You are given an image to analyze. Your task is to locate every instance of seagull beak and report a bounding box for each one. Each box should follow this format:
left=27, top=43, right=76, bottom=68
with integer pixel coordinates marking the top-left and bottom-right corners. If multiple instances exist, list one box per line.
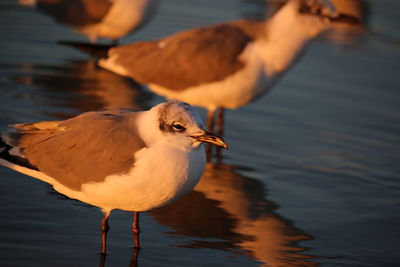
left=328, top=13, right=361, bottom=25
left=322, top=0, right=361, bottom=25
left=190, top=131, right=228, bottom=150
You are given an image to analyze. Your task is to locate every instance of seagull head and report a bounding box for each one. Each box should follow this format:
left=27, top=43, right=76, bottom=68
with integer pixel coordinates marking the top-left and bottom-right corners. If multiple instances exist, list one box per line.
left=156, top=101, right=228, bottom=151
left=287, top=0, right=361, bottom=37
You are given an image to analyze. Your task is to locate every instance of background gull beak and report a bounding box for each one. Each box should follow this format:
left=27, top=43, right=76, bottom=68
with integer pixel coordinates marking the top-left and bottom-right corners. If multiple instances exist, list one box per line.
left=191, top=131, right=228, bottom=149
left=329, top=12, right=361, bottom=25
left=323, top=0, right=361, bottom=25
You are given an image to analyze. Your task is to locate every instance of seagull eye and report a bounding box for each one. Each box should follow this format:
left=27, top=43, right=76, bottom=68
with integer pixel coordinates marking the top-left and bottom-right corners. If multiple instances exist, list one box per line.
left=172, top=123, right=186, bottom=132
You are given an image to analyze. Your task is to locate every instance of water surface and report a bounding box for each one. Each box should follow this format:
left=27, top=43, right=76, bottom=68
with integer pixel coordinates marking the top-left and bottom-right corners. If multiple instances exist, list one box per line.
left=0, top=0, right=399, bottom=266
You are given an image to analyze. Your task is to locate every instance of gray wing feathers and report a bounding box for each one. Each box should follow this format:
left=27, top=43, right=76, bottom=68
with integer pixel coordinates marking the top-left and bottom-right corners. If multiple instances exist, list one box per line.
left=5, top=110, right=145, bottom=190
left=2, top=121, right=62, bottom=148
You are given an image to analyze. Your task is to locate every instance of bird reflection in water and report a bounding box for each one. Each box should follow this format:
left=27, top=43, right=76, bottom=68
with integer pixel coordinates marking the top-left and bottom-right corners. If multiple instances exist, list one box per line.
left=152, top=163, right=317, bottom=266
left=99, top=249, right=140, bottom=267
left=13, top=59, right=153, bottom=118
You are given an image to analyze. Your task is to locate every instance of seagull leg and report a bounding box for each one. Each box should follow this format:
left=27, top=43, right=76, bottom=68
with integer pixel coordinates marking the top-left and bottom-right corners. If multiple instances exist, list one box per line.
left=111, top=39, right=119, bottom=46
left=100, top=210, right=111, bottom=254
left=206, top=109, right=217, bottom=161
left=214, top=108, right=225, bottom=164
left=129, top=246, right=140, bottom=267
left=132, top=212, right=141, bottom=249
left=207, top=109, right=216, bottom=132
left=217, top=107, right=225, bottom=137
left=99, top=253, right=106, bottom=267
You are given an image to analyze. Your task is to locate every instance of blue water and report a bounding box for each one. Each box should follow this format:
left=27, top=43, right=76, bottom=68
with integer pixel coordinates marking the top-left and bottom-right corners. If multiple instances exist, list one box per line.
left=0, top=0, right=399, bottom=266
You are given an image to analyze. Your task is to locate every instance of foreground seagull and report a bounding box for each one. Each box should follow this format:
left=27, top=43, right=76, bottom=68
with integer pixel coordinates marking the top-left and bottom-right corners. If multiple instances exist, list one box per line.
left=19, top=0, right=159, bottom=42
left=63, top=0, right=359, bottom=133
left=0, top=101, right=227, bottom=253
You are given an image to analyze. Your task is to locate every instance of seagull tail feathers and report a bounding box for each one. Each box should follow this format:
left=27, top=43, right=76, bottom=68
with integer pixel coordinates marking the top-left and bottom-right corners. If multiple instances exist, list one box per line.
left=58, top=41, right=114, bottom=59
left=0, top=136, right=10, bottom=156
left=0, top=133, right=39, bottom=172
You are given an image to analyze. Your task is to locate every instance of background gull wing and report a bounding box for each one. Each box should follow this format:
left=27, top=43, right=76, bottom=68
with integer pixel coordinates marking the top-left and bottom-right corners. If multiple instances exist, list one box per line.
left=104, top=22, right=258, bottom=90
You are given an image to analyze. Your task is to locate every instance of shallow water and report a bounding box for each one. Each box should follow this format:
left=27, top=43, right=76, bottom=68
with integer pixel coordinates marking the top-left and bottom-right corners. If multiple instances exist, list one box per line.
left=0, top=0, right=399, bottom=266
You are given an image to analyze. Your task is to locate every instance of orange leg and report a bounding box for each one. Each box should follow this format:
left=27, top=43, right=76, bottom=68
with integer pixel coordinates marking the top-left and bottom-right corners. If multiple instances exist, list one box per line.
left=217, top=107, right=225, bottom=137
left=207, top=109, right=216, bottom=132
left=132, top=212, right=141, bottom=249
left=206, top=109, right=217, bottom=161
left=100, top=211, right=110, bottom=254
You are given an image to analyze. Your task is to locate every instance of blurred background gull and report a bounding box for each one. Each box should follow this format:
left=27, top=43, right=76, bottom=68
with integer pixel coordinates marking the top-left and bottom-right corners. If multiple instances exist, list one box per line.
left=65, top=0, right=364, bottom=134
left=19, top=0, right=159, bottom=43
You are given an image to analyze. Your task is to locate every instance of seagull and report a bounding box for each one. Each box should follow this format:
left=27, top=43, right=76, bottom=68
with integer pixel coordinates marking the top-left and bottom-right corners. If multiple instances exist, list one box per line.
left=61, top=0, right=360, bottom=133
left=19, top=0, right=159, bottom=43
left=0, top=100, right=227, bottom=254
